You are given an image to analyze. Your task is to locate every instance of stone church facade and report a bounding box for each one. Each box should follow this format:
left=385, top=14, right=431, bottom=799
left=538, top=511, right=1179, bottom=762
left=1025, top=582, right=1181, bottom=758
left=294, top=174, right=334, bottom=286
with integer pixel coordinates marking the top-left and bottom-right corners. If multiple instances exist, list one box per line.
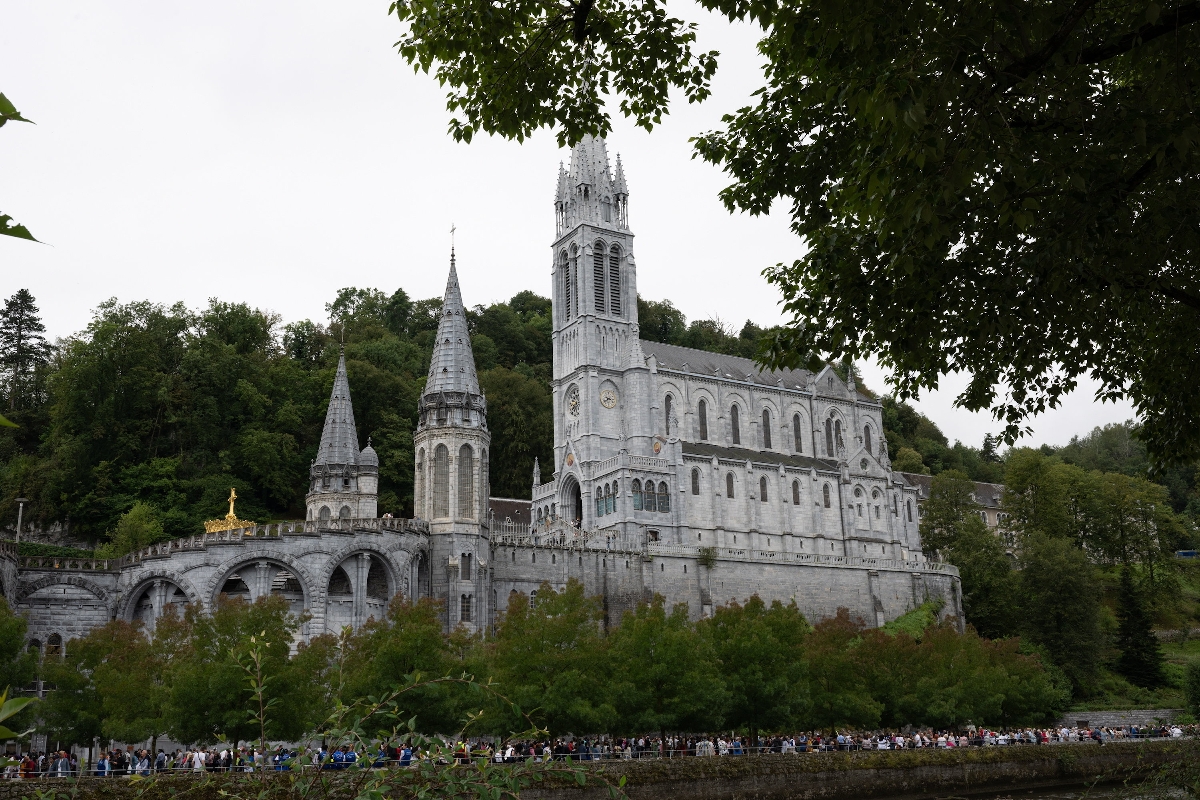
left=3, top=137, right=961, bottom=655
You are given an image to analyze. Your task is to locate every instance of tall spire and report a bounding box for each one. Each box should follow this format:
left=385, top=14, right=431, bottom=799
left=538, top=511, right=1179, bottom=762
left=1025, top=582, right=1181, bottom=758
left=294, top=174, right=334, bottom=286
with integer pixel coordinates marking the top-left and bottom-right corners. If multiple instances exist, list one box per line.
left=557, top=134, right=628, bottom=232
left=315, top=350, right=361, bottom=466
left=425, top=252, right=480, bottom=395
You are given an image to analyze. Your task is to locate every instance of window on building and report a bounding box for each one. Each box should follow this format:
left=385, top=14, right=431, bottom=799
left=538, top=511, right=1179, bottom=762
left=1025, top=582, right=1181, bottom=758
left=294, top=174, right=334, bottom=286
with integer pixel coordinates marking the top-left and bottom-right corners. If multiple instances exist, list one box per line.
left=825, top=418, right=834, bottom=455
left=610, top=482, right=618, bottom=514
left=596, top=492, right=604, bottom=518
left=759, top=476, right=768, bottom=502
left=875, top=505, right=880, bottom=518
left=857, top=504, right=863, bottom=517
left=726, top=473, right=735, bottom=498
left=793, top=413, right=803, bottom=452
left=645, top=481, right=658, bottom=512
left=433, top=444, right=450, bottom=517
left=762, top=409, right=772, bottom=449
left=46, top=633, right=63, bottom=658
left=609, top=245, right=622, bottom=316
left=731, top=405, right=741, bottom=445
left=907, top=500, right=914, bottom=521
left=864, top=423, right=873, bottom=455
left=593, top=243, right=606, bottom=313
left=665, top=394, right=673, bottom=436
left=602, top=197, right=612, bottom=222
left=691, top=468, right=700, bottom=495
left=461, top=594, right=472, bottom=622
left=698, top=399, right=708, bottom=440
left=339, top=505, right=352, bottom=519
left=462, top=553, right=472, bottom=577
left=835, top=419, right=844, bottom=449
left=458, top=444, right=474, bottom=518
left=823, top=484, right=831, bottom=508
left=319, top=505, right=331, bottom=523
left=632, top=479, right=643, bottom=510
left=343, top=476, right=351, bottom=488
left=529, top=590, right=537, bottom=609
left=893, top=495, right=898, bottom=515
left=562, top=249, right=572, bottom=320
left=658, top=482, right=670, bottom=512
left=792, top=480, right=800, bottom=505
left=415, top=448, right=425, bottom=514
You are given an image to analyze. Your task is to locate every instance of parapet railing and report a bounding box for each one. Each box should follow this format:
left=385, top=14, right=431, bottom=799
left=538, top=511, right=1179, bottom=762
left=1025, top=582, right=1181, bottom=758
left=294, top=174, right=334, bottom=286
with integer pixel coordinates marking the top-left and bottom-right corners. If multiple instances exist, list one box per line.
left=645, top=542, right=959, bottom=575
left=16, top=517, right=430, bottom=572
left=0, top=539, right=16, bottom=560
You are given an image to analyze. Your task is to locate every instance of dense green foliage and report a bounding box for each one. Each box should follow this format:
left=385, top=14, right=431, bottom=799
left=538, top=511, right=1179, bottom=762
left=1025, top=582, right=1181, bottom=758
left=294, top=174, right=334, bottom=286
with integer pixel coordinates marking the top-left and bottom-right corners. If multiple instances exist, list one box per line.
left=0, top=287, right=560, bottom=542
left=32, top=585, right=1065, bottom=746
left=388, top=0, right=1200, bottom=469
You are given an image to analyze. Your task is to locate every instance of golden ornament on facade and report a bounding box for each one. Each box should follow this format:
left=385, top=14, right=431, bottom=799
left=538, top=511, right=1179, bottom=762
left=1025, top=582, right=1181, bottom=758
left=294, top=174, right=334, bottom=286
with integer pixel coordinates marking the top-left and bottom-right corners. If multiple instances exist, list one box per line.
left=204, top=487, right=256, bottom=533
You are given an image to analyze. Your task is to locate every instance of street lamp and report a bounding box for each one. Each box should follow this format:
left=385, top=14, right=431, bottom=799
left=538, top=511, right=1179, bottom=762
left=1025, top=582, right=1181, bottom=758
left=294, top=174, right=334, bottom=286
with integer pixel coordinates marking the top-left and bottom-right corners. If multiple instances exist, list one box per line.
left=14, top=497, right=28, bottom=545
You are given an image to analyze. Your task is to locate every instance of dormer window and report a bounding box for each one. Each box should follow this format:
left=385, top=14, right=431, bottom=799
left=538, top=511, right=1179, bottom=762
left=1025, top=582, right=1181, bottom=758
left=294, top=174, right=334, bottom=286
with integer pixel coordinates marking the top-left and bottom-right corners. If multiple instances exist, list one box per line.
left=602, top=197, right=612, bottom=222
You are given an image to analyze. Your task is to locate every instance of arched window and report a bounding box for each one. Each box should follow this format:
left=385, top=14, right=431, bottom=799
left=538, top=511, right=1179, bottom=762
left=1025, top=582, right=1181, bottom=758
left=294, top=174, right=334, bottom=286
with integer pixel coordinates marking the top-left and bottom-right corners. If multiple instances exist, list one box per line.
left=665, top=394, right=673, bottom=436
left=596, top=491, right=605, bottom=518
left=593, top=242, right=607, bottom=313
left=893, top=495, right=899, bottom=516
left=319, top=505, right=331, bottom=523
left=569, top=245, right=580, bottom=317
left=864, top=424, right=873, bottom=455
left=415, top=448, right=425, bottom=515
left=823, top=484, right=831, bottom=508
left=46, top=633, right=63, bottom=658
left=792, top=480, right=800, bottom=505
left=759, top=476, right=768, bottom=503
left=609, top=245, right=622, bottom=316
left=481, top=448, right=489, bottom=509
left=632, top=479, right=643, bottom=510
left=835, top=419, right=844, bottom=449
left=602, top=196, right=612, bottom=222
left=458, top=444, right=474, bottom=518
left=762, top=409, right=772, bottom=449
left=691, top=468, right=700, bottom=495
left=610, top=482, right=618, bottom=514
left=561, top=249, right=572, bottom=320
left=433, top=444, right=450, bottom=517
left=907, top=500, right=913, bottom=522
left=731, top=405, right=741, bottom=445
left=793, top=413, right=803, bottom=453
left=726, top=473, right=735, bottom=498
left=529, top=590, right=537, bottom=609
left=462, top=553, right=472, bottom=576
left=658, top=482, right=670, bottom=512
left=825, top=418, right=834, bottom=455
left=698, top=399, right=708, bottom=440
left=644, top=479, right=657, bottom=512
left=339, top=505, right=352, bottom=519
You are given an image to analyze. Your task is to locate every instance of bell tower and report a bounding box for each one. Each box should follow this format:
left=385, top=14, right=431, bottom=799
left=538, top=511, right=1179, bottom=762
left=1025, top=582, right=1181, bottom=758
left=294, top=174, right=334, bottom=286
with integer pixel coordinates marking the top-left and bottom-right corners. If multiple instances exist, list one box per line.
left=414, top=251, right=491, bottom=632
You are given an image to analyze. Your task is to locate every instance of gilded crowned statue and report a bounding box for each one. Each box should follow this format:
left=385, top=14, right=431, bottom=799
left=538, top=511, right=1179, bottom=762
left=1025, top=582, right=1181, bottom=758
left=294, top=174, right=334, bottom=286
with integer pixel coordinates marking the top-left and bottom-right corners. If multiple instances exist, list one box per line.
left=204, top=487, right=256, bottom=533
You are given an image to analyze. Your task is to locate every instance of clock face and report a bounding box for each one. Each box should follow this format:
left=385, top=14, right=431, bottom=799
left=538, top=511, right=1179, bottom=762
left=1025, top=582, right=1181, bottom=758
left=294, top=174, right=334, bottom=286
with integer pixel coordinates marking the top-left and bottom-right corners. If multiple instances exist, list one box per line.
left=600, top=388, right=617, bottom=408
left=567, top=387, right=580, bottom=417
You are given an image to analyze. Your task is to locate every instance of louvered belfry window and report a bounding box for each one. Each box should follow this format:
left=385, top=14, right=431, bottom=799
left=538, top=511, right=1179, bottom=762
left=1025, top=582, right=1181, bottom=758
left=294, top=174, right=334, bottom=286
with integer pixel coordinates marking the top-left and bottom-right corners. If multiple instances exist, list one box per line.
left=458, top=444, right=474, bottom=518
left=562, top=250, right=572, bottom=320
left=609, top=245, right=622, bottom=316
left=594, top=246, right=606, bottom=313
left=433, top=444, right=450, bottom=518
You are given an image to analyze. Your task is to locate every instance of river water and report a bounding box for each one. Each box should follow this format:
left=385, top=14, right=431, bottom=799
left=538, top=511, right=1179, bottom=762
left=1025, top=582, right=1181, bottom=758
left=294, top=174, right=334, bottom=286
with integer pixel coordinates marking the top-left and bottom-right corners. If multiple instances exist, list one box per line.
left=935, top=783, right=1186, bottom=799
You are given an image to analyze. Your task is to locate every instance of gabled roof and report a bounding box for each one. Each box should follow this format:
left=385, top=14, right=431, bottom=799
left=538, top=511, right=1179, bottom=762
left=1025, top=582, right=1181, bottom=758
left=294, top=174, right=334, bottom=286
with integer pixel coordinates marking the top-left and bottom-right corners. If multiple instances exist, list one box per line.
left=640, top=340, right=814, bottom=389
left=683, top=441, right=838, bottom=471
left=897, top=471, right=1005, bottom=508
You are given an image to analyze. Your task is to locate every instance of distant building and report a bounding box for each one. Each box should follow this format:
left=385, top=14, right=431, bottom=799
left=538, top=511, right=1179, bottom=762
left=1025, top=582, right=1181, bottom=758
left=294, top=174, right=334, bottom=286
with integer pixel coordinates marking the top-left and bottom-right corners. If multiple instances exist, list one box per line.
left=897, top=472, right=1009, bottom=531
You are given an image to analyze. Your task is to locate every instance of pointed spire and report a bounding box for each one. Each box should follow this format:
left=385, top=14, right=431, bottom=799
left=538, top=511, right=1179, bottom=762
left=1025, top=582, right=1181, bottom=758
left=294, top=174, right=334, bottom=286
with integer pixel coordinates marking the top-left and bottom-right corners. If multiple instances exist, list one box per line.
left=613, top=153, right=628, bottom=195
left=555, top=162, right=570, bottom=203
left=315, top=351, right=361, bottom=466
left=425, top=251, right=480, bottom=395
left=532, top=457, right=541, bottom=487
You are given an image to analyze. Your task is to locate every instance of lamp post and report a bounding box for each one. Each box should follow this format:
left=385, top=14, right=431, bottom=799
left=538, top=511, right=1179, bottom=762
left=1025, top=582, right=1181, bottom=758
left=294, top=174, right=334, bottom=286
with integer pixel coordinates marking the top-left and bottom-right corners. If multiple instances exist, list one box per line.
left=14, top=497, right=28, bottom=544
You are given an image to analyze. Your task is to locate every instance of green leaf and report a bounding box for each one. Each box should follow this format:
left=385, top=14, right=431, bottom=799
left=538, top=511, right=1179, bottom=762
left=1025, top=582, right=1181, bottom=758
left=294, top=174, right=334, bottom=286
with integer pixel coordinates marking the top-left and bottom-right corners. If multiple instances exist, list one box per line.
left=0, top=214, right=38, bottom=242
left=0, top=413, right=15, bottom=428
left=0, top=93, right=33, bottom=126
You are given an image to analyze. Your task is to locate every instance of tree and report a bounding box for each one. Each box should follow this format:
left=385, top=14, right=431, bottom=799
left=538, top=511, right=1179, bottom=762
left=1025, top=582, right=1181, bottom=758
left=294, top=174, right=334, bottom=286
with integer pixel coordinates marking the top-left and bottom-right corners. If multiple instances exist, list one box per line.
left=607, top=596, right=727, bottom=743
left=478, top=367, right=553, bottom=499
left=919, top=470, right=982, bottom=558
left=1113, top=567, right=1165, bottom=689
left=390, top=0, right=1200, bottom=467
left=96, top=501, right=168, bottom=557
left=1016, top=535, right=1103, bottom=695
left=489, top=580, right=615, bottom=735
left=38, top=639, right=106, bottom=748
left=946, top=519, right=1019, bottom=640
left=0, top=289, right=50, bottom=411
left=701, top=596, right=809, bottom=745
left=0, top=598, right=36, bottom=708
left=1186, top=661, right=1200, bottom=720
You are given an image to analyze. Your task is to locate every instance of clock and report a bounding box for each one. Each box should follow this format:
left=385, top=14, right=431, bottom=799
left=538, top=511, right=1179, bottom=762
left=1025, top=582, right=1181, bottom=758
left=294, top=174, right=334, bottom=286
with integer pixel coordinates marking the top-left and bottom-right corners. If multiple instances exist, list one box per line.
left=600, top=388, right=617, bottom=408
left=567, top=387, right=580, bottom=417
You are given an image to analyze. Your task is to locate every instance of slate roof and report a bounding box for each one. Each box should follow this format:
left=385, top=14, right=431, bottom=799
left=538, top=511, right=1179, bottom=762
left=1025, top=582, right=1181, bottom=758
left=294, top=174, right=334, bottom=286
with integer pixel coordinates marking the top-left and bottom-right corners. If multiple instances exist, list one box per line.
left=314, top=352, right=361, bottom=467
left=489, top=497, right=532, bottom=525
left=425, top=256, right=480, bottom=396
left=683, top=441, right=839, bottom=471
left=897, top=472, right=1004, bottom=509
left=640, top=340, right=814, bottom=389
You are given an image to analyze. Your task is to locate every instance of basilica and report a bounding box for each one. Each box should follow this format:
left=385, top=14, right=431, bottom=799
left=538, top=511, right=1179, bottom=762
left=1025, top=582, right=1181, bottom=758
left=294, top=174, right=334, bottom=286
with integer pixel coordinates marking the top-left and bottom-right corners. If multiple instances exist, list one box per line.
left=4, top=137, right=962, bottom=652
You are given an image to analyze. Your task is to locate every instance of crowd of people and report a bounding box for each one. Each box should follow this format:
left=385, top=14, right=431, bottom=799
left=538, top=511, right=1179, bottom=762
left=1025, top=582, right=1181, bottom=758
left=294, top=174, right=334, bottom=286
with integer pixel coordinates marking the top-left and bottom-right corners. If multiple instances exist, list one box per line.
left=3, top=723, right=1196, bottom=778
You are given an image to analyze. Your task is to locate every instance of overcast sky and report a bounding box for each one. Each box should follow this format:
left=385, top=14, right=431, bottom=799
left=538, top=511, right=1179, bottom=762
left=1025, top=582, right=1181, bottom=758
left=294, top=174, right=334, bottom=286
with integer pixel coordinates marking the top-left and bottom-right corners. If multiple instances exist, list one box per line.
left=2, top=0, right=1134, bottom=449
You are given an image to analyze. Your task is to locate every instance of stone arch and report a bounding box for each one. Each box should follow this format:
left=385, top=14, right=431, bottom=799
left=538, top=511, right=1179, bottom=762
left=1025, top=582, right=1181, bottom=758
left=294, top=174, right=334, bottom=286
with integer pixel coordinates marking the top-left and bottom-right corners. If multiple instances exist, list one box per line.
left=203, top=552, right=319, bottom=607
left=115, top=569, right=201, bottom=621
left=18, top=573, right=113, bottom=607
left=560, top=473, right=583, bottom=526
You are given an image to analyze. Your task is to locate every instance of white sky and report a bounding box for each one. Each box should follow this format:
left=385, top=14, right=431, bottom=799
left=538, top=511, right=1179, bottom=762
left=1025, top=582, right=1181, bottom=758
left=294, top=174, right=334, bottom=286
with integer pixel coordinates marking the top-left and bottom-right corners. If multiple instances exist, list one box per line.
left=2, top=0, right=1134, bottom=450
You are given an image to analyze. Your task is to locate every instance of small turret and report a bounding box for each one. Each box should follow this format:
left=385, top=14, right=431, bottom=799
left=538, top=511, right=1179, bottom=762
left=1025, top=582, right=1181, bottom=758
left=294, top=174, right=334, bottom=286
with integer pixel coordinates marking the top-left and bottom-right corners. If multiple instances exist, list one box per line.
left=532, top=457, right=541, bottom=488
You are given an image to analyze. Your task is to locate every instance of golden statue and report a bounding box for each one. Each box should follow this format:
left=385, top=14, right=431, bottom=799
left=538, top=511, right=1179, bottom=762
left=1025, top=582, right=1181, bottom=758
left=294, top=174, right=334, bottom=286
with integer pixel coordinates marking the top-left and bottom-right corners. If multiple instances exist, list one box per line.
left=204, top=487, right=256, bottom=533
